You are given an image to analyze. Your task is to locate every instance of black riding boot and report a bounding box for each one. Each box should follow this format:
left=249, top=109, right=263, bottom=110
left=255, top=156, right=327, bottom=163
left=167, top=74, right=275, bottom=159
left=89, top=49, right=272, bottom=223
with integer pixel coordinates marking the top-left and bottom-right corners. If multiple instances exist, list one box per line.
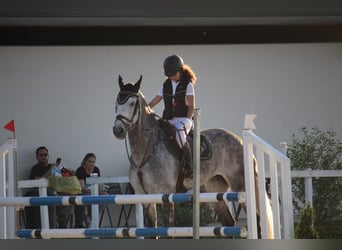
left=181, top=143, right=193, bottom=178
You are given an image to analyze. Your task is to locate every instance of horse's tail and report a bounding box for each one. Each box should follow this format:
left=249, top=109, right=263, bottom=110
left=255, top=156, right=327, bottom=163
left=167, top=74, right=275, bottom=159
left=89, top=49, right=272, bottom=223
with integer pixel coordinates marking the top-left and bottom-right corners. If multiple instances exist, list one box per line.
left=253, top=157, right=274, bottom=239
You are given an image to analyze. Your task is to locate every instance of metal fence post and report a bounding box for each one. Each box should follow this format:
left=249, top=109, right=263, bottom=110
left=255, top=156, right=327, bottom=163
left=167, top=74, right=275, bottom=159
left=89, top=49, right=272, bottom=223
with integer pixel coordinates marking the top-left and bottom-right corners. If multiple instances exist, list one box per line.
left=193, top=108, right=200, bottom=239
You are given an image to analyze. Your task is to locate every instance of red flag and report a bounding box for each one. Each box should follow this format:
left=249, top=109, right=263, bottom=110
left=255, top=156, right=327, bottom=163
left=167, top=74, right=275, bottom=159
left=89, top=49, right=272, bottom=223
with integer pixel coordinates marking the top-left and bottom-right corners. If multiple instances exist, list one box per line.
left=4, top=119, right=15, bottom=133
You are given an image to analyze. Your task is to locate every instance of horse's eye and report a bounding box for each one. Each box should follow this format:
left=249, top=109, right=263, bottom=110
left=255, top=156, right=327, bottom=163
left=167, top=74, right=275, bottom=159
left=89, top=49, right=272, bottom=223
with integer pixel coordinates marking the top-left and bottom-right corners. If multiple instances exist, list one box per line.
left=130, top=101, right=135, bottom=106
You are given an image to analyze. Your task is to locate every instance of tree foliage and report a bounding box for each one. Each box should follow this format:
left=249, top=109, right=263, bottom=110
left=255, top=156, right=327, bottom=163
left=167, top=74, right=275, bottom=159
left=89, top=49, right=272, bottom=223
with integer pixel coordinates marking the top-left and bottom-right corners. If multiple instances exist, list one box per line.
left=287, top=127, right=342, bottom=224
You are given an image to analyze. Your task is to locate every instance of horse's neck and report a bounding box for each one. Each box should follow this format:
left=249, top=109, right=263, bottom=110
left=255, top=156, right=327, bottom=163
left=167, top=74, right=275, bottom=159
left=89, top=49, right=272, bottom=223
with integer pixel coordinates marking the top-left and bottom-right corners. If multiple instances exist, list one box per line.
left=128, top=105, right=159, bottom=155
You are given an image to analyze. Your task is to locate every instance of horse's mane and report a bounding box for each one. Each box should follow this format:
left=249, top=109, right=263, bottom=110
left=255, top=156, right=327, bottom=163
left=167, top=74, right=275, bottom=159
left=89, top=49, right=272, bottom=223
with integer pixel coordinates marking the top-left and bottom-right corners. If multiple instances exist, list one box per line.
left=138, top=90, right=159, bottom=118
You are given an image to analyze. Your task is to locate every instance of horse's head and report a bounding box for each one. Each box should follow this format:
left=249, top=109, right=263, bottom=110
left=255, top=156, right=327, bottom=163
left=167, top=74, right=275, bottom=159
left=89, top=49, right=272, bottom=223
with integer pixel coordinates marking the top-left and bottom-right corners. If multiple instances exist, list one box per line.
left=113, top=75, right=142, bottom=139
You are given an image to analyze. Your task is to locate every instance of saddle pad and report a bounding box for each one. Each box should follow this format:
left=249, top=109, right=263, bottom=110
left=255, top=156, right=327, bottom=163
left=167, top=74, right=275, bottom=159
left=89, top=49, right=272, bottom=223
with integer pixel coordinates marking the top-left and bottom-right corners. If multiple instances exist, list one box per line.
left=158, top=119, right=212, bottom=160
left=188, top=133, right=212, bottom=160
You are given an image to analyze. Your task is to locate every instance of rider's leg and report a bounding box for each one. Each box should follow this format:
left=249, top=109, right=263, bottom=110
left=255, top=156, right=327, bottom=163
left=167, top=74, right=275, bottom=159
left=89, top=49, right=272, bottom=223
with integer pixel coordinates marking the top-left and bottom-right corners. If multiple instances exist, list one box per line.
left=169, top=117, right=192, bottom=147
left=169, top=118, right=193, bottom=177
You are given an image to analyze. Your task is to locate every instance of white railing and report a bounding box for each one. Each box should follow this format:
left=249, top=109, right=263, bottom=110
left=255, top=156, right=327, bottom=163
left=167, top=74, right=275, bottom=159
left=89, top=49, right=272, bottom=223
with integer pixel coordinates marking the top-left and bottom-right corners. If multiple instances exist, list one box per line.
left=0, top=139, right=18, bottom=239
left=242, top=114, right=294, bottom=239
left=291, top=169, right=342, bottom=207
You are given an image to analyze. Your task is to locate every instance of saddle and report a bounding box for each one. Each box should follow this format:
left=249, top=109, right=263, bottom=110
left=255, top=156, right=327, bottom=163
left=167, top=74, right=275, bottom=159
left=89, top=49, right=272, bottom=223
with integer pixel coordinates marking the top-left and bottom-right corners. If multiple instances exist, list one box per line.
left=158, top=119, right=212, bottom=160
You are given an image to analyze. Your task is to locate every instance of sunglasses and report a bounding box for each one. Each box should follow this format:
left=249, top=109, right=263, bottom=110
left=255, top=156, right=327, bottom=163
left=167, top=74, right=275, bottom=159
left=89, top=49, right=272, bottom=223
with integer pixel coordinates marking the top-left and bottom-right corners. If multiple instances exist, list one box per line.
left=39, top=153, right=48, bottom=157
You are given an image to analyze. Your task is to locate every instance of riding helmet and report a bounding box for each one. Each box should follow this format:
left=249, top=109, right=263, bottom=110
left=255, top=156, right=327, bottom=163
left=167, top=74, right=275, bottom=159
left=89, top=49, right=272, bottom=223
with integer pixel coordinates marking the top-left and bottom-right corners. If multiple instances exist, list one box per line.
left=163, top=55, right=184, bottom=77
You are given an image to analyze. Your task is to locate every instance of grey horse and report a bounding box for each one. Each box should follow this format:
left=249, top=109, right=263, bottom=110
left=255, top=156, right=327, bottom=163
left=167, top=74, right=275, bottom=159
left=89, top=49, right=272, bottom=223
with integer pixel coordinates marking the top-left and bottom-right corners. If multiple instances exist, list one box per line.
left=113, top=75, right=274, bottom=238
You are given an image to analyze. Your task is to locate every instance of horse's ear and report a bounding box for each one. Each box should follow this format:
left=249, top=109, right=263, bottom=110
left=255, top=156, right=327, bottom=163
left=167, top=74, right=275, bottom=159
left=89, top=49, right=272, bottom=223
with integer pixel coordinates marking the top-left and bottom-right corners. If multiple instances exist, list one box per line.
left=134, top=75, right=142, bottom=93
left=134, top=75, right=142, bottom=91
left=118, top=75, right=124, bottom=89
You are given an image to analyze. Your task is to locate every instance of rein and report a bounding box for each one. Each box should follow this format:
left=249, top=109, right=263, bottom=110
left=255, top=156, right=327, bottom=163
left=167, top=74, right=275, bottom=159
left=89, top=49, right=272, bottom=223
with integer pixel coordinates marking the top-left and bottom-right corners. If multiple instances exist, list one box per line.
left=124, top=126, right=156, bottom=170
left=117, top=92, right=159, bottom=170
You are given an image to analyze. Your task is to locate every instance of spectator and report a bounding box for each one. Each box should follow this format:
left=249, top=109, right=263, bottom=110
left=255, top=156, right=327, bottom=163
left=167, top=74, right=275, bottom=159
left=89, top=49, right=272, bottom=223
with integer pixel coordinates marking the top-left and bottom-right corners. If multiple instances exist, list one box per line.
left=74, top=152, right=106, bottom=228
left=24, top=146, right=57, bottom=228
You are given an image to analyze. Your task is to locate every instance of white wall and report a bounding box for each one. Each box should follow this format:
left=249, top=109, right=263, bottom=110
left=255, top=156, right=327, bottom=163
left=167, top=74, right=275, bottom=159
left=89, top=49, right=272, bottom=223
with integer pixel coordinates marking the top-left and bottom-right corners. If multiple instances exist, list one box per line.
left=1, top=43, right=341, bottom=180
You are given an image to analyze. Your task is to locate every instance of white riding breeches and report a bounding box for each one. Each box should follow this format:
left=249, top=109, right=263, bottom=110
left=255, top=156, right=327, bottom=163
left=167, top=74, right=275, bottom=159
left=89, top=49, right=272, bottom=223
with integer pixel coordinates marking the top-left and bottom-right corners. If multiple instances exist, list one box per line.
left=168, top=117, right=193, bottom=148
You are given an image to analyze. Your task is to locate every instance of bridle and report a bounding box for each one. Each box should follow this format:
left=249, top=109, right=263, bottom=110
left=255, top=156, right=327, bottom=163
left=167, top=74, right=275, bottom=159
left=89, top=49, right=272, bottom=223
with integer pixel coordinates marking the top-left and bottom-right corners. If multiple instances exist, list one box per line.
left=115, top=90, right=158, bottom=170
left=115, top=90, right=161, bottom=194
left=115, top=91, right=140, bottom=130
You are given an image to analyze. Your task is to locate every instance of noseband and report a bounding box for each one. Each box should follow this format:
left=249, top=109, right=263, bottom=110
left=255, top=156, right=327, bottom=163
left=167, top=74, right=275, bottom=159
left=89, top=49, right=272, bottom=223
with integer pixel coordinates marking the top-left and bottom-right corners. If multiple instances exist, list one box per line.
left=115, top=91, right=140, bottom=130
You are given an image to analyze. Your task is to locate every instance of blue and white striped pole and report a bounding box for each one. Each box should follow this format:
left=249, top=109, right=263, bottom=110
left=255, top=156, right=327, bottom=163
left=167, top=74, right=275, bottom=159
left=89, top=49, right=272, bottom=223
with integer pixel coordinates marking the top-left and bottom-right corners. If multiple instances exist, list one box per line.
left=17, top=226, right=247, bottom=239
left=0, top=192, right=245, bottom=207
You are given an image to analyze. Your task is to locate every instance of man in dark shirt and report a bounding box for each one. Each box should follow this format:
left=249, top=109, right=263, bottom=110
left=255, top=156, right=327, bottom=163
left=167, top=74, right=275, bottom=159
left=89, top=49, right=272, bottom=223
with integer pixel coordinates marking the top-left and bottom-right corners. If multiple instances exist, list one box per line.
left=25, top=146, right=57, bottom=228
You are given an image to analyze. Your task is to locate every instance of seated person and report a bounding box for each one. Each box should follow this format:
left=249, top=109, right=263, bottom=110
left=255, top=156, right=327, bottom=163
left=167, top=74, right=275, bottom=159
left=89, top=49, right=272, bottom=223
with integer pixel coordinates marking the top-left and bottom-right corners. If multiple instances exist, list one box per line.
left=51, top=157, right=75, bottom=228
left=24, top=146, right=57, bottom=228
left=74, top=152, right=106, bottom=228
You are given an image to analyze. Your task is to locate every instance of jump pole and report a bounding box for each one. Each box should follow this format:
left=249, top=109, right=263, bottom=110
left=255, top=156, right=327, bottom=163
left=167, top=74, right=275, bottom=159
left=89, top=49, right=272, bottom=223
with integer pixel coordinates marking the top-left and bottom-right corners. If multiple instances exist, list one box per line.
left=17, top=226, right=248, bottom=239
left=0, top=192, right=245, bottom=207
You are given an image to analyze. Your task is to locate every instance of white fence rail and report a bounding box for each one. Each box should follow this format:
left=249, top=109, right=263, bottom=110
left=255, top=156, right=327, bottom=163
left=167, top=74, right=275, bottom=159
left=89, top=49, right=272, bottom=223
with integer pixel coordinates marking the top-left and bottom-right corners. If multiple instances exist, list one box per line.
left=291, top=169, right=342, bottom=207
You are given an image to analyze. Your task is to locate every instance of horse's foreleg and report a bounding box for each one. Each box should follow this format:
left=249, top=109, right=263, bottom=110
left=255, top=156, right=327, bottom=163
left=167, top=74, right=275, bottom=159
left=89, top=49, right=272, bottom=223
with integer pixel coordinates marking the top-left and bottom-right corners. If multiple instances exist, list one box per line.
left=161, top=203, right=175, bottom=227
left=214, top=201, right=236, bottom=226
left=143, top=203, right=157, bottom=227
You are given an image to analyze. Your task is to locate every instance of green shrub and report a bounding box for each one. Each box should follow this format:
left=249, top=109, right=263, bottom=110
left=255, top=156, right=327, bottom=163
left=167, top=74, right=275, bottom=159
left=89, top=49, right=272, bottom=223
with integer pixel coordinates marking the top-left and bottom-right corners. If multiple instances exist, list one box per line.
left=295, top=204, right=319, bottom=239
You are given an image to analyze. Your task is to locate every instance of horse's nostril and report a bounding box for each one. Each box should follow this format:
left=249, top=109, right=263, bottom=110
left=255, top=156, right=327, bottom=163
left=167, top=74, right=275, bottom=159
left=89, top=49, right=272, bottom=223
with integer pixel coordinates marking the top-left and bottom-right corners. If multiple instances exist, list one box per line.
left=113, top=125, right=126, bottom=139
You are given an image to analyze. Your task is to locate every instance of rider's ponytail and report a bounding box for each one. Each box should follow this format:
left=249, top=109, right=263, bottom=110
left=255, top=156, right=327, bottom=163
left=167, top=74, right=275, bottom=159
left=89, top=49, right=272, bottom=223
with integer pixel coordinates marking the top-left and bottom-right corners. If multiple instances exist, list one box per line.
left=181, top=64, right=197, bottom=85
